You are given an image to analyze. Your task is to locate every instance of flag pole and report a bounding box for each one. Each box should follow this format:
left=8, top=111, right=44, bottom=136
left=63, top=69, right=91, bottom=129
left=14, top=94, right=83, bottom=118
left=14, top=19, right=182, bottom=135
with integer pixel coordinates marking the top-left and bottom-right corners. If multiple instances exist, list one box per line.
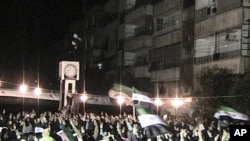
left=132, top=86, right=135, bottom=119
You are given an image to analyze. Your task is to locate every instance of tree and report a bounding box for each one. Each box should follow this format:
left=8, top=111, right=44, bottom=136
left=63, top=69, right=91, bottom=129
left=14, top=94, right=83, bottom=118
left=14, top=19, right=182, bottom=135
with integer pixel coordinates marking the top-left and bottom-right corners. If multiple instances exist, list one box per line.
left=230, top=72, right=250, bottom=114
left=194, top=65, right=235, bottom=115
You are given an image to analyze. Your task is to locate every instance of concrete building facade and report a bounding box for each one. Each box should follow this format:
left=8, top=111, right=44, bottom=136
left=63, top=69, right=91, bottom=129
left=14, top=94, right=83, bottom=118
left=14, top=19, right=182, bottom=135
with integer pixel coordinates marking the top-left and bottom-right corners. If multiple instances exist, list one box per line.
left=66, top=0, right=250, bottom=115
left=194, top=0, right=250, bottom=76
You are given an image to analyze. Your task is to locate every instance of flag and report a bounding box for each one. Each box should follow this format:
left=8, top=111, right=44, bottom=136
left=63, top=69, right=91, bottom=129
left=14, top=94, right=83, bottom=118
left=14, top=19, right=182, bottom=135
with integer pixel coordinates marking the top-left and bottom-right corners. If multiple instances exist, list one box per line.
left=34, top=127, right=44, bottom=133
left=132, top=93, right=154, bottom=104
left=109, top=83, right=141, bottom=96
left=214, top=106, right=249, bottom=121
left=137, top=114, right=166, bottom=128
left=108, top=83, right=141, bottom=106
left=56, top=127, right=75, bottom=141
left=108, top=83, right=172, bottom=139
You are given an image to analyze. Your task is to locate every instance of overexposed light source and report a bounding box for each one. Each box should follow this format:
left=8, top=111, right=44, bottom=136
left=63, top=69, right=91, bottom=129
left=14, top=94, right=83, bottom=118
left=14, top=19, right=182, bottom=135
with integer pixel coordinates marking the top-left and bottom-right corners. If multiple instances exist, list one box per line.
left=72, top=41, right=76, bottom=46
left=154, top=98, right=163, bottom=106
left=171, top=98, right=183, bottom=108
left=34, top=87, right=42, bottom=95
left=81, top=94, right=88, bottom=102
left=117, top=96, right=125, bottom=105
left=19, top=84, right=27, bottom=94
left=73, top=33, right=82, bottom=41
left=97, top=63, right=102, bottom=70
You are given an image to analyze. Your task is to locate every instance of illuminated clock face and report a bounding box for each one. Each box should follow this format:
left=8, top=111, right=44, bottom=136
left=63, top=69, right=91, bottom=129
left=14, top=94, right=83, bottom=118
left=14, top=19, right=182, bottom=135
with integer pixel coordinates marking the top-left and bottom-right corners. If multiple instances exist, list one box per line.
left=64, top=64, right=77, bottom=78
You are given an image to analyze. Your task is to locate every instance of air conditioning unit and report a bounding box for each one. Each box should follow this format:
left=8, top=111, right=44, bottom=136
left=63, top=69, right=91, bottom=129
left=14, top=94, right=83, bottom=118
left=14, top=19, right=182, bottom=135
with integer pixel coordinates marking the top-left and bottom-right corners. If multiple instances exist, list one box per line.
left=225, top=33, right=237, bottom=41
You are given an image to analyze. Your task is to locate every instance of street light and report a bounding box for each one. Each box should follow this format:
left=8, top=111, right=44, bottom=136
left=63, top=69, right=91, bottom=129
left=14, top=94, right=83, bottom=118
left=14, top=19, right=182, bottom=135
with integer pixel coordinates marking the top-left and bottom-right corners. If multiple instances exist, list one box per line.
left=19, top=84, right=27, bottom=93
left=81, top=93, right=88, bottom=113
left=154, top=98, right=163, bottom=115
left=19, top=84, right=27, bottom=112
left=171, top=98, right=183, bottom=119
left=34, top=87, right=41, bottom=115
left=117, top=96, right=125, bottom=115
left=34, top=87, right=41, bottom=95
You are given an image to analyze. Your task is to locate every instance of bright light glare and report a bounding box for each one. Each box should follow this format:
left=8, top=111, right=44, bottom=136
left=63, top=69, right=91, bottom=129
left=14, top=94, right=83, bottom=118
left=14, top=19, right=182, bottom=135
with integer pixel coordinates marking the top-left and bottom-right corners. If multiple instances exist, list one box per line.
left=73, top=33, right=78, bottom=38
left=34, top=87, right=42, bottom=95
left=171, top=98, right=183, bottom=108
left=154, top=98, right=163, bottom=106
left=72, top=41, right=76, bottom=46
left=73, top=33, right=82, bottom=41
left=81, top=94, right=88, bottom=101
left=19, top=84, right=27, bottom=94
left=117, top=96, right=125, bottom=105
left=97, top=63, right=102, bottom=70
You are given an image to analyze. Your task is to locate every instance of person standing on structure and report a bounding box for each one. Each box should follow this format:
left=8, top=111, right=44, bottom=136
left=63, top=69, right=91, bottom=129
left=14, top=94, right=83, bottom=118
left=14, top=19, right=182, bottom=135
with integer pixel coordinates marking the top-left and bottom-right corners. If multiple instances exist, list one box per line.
left=66, top=91, right=73, bottom=115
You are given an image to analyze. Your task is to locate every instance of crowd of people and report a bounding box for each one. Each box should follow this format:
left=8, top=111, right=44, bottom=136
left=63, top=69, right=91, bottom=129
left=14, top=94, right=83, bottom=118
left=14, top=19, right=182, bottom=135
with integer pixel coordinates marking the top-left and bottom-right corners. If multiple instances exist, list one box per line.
left=0, top=107, right=249, bottom=141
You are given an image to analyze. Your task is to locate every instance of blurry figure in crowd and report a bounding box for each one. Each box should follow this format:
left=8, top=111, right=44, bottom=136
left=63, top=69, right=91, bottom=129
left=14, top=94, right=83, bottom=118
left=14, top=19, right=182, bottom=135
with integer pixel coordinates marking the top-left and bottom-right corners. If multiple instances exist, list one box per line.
left=66, top=91, right=73, bottom=115
left=39, top=128, right=55, bottom=141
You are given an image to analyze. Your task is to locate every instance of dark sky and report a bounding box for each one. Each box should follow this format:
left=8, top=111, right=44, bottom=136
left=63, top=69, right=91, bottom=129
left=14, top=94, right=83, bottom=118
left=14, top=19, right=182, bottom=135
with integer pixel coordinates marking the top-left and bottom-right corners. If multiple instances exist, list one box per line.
left=0, top=0, right=84, bottom=90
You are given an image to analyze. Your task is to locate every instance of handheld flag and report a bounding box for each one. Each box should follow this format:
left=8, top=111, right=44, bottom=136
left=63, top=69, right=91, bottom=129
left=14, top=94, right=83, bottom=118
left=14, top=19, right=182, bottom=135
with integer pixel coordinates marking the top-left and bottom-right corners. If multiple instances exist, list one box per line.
left=214, top=106, right=249, bottom=121
left=56, top=127, right=75, bottom=141
left=34, top=127, right=44, bottom=133
left=108, top=83, right=172, bottom=139
left=132, top=93, right=154, bottom=104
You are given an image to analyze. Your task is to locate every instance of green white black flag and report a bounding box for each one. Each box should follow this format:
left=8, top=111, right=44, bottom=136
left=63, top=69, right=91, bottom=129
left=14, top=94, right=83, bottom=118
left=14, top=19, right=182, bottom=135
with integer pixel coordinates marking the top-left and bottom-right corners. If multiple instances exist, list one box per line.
left=108, top=83, right=172, bottom=138
left=214, top=106, right=249, bottom=121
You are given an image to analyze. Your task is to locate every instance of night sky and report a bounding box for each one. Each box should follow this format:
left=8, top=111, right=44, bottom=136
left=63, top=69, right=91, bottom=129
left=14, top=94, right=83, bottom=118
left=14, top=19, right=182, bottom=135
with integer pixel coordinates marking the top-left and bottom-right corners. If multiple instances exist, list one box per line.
left=0, top=0, right=84, bottom=90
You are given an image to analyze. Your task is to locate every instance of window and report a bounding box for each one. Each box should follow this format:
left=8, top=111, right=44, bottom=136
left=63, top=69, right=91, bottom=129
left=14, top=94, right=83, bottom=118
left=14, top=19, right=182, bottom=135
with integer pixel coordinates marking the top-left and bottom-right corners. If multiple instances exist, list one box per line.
left=225, top=33, right=237, bottom=42
left=85, top=19, right=88, bottom=29
left=85, top=39, right=91, bottom=50
left=217, top=30, right=240, bottom=53
left=156, top=18, right=164, bottom=31
left=183, top=0, right=195, bottom=9
left=91, top=36, right=94, bottom=47
left=207, top=0, right=217, bottom=15
left=164, top=44, right=181, bottom=68
left=92, top=15, right=95, bottom=26
left=195, top=36, right=215, bottom=57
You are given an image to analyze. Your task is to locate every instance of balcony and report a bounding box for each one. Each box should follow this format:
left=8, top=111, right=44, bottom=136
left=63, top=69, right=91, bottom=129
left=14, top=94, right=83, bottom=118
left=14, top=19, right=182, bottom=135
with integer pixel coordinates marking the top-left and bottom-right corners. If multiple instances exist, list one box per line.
left=125, top=4, right=153, bottom=24
left=194, top=50, right=241, bottom=64
left=153, top=21, right=181, bottom=37
left=117, top=51, right=135, bottom=66
left=134, top=66, right=150, bottom=78
left=151, top=68, right=180, bottom=83
left=125, top=0, right=151, bottom=14
left=124, top=35, right=152, bottom=51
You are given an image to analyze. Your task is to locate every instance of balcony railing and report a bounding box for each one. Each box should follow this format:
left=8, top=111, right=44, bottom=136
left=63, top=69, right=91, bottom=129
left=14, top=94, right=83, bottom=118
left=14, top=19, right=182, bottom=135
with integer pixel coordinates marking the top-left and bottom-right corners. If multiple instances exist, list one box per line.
left=104, top=13, right=118, bottom=25
left=194, top=50, right=241, bottom=64
left=124, top=25, right=153, bottom=40
left=149, top=62, right=180, bottom=72
left=125, top=0, right=149, bottom=14
left=154, top=22, right=181, bottom=37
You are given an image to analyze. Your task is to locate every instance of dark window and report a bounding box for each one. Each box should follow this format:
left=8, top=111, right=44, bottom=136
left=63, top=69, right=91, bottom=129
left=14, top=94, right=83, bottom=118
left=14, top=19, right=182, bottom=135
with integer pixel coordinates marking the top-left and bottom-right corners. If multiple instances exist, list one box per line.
left=183, top=0, right=195, bottom=9
left=156, top=18, right=163, bottom=31
left=207, top=7, right=211, bottom=15
left=212, top=7, right=217, bottom=13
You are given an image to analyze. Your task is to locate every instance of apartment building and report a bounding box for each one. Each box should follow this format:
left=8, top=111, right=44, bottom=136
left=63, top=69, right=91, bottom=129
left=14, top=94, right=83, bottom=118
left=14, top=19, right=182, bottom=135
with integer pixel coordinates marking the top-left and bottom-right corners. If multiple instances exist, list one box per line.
left=66, top=0, right=250, bottom=114
left=117, top=0, right=153, bottom=92
left=102, top=0, right=119, bottom=76
left=194, top=0, right=250, bottom=88
left=150, top=0, right=194, bottom=115
left=83, top=2, right=106, bottom=70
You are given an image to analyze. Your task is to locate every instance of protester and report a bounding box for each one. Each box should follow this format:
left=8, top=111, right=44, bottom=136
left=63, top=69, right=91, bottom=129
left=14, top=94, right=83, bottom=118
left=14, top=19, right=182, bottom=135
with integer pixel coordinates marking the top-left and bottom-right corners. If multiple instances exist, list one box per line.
left=39, top=128, right=55, bottom=141
left=0, top=106, right=249, bottom=141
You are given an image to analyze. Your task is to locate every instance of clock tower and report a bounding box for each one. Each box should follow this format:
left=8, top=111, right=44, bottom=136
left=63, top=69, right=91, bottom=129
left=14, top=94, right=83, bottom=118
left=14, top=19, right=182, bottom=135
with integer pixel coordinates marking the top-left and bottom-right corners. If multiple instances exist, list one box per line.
left=59, top=61, right=80, bottom=110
